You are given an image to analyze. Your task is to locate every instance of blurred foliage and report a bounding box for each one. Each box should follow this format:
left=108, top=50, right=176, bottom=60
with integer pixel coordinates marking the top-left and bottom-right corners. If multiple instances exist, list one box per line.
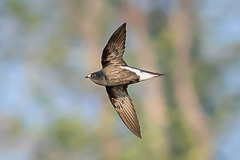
left=34, top=118, right=99, bottom=160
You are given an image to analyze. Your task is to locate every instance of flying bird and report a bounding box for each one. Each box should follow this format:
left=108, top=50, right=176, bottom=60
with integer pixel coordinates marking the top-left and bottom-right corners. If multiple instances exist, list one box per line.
left=85, top=23, right=164, bottom=138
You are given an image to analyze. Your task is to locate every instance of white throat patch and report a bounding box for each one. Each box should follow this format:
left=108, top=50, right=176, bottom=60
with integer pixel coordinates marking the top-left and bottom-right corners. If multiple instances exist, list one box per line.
left=120, top=66, right=158, bottom=81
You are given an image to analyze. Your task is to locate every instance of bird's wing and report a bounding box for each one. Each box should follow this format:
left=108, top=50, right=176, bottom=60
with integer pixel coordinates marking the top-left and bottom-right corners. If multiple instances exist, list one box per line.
left=106, top=86, right=142, bottom=138
left=101, top=23, right=127, bottom=67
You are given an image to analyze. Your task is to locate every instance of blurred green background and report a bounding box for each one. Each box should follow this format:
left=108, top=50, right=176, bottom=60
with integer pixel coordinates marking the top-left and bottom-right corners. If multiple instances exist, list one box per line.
left=1, top=0, right=240, bottom=160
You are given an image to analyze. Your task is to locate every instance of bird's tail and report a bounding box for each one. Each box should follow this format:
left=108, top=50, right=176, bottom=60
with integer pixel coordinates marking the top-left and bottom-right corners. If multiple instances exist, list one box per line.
left=139, top=69, right=164, bottom=81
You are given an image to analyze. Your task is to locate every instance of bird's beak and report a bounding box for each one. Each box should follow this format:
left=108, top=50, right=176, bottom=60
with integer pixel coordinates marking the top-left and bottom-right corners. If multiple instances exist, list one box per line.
left=85, top=74, right=91, bottom=78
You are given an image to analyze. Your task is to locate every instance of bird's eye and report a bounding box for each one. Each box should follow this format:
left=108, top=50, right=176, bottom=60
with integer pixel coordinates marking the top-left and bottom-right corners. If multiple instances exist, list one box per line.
left=91, top=74, right=96, bottom=78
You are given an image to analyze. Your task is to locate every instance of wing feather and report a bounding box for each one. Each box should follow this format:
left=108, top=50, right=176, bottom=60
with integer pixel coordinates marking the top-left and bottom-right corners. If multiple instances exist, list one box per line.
left=101, top=23, right=127, bottom=67
left=106, top=86, right=142, bottom=138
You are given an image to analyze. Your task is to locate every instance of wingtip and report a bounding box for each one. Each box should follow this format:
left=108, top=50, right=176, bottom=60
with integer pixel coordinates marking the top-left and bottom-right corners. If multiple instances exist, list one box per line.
left=137, top=134, right=142, bottom=139
left=120, top=22, right=126, bottom=28
left=133, top=130, right=142, bottom=139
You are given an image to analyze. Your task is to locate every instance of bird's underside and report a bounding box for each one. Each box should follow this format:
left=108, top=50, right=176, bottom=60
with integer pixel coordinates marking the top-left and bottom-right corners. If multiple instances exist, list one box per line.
left=86, top=22, right=164, bottom=138
left=103, top=65, right=162, bottom=86
left=102, top=23, right=144, bottom=138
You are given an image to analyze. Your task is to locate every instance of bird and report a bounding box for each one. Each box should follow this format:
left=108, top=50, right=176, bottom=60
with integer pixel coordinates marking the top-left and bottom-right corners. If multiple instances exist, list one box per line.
left=85, top=23, right=164, bottom=139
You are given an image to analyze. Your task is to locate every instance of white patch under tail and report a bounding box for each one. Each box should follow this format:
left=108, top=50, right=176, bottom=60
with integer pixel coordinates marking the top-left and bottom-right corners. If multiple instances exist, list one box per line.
left=120, top=66, right=160, bottom=81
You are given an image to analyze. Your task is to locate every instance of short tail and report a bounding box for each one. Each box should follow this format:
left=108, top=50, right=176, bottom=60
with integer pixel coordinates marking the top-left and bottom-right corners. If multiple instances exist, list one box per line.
left=153, top=72, right=165, bottom=76
left=139, top=70, right=164, bottom=81
left=120, top=66, right=164, bottom=81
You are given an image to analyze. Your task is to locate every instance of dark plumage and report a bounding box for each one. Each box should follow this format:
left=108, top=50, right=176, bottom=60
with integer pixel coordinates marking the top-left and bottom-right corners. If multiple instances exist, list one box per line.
left=85, top=23, right=164, bottom=138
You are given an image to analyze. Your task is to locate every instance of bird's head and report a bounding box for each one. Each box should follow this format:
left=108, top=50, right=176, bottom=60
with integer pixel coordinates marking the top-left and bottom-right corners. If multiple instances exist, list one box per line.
left=85, top=71, right=105, bottom=86
left=85, top=72, right=98, bottom=80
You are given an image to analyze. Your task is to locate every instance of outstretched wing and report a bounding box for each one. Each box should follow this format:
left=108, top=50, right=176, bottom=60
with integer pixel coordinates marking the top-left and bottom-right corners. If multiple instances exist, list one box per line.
left=101, top=23, right=127, bottom=67
left=106, top=86, right=142, bottom=138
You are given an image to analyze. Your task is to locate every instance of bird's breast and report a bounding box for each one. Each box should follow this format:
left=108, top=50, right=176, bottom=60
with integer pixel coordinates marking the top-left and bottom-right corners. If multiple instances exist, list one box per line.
left=103, top=66, right=140, bottom=86
left=111, top=70, right=119, bottom=75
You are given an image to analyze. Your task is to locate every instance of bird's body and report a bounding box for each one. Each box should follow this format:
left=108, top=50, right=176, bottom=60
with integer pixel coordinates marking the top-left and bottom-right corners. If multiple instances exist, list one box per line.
left=86, top=23, right=164, bottom=138
left=89, top=66, right=161, bottom=87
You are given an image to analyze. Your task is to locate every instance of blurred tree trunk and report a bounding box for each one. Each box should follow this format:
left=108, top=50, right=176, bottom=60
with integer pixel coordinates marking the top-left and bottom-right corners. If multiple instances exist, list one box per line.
left=169, top=0, right=211, bottom=159
left=123, top=4, right=169, bottom=159
left=135, top=26, right=169, bottom=159
left=65, top=1, right=120, bottom=159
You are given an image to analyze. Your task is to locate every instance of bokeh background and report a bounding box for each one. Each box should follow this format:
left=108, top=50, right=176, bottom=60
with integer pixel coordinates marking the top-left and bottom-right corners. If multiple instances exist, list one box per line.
left=1, top=0, right=240, bottom=160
